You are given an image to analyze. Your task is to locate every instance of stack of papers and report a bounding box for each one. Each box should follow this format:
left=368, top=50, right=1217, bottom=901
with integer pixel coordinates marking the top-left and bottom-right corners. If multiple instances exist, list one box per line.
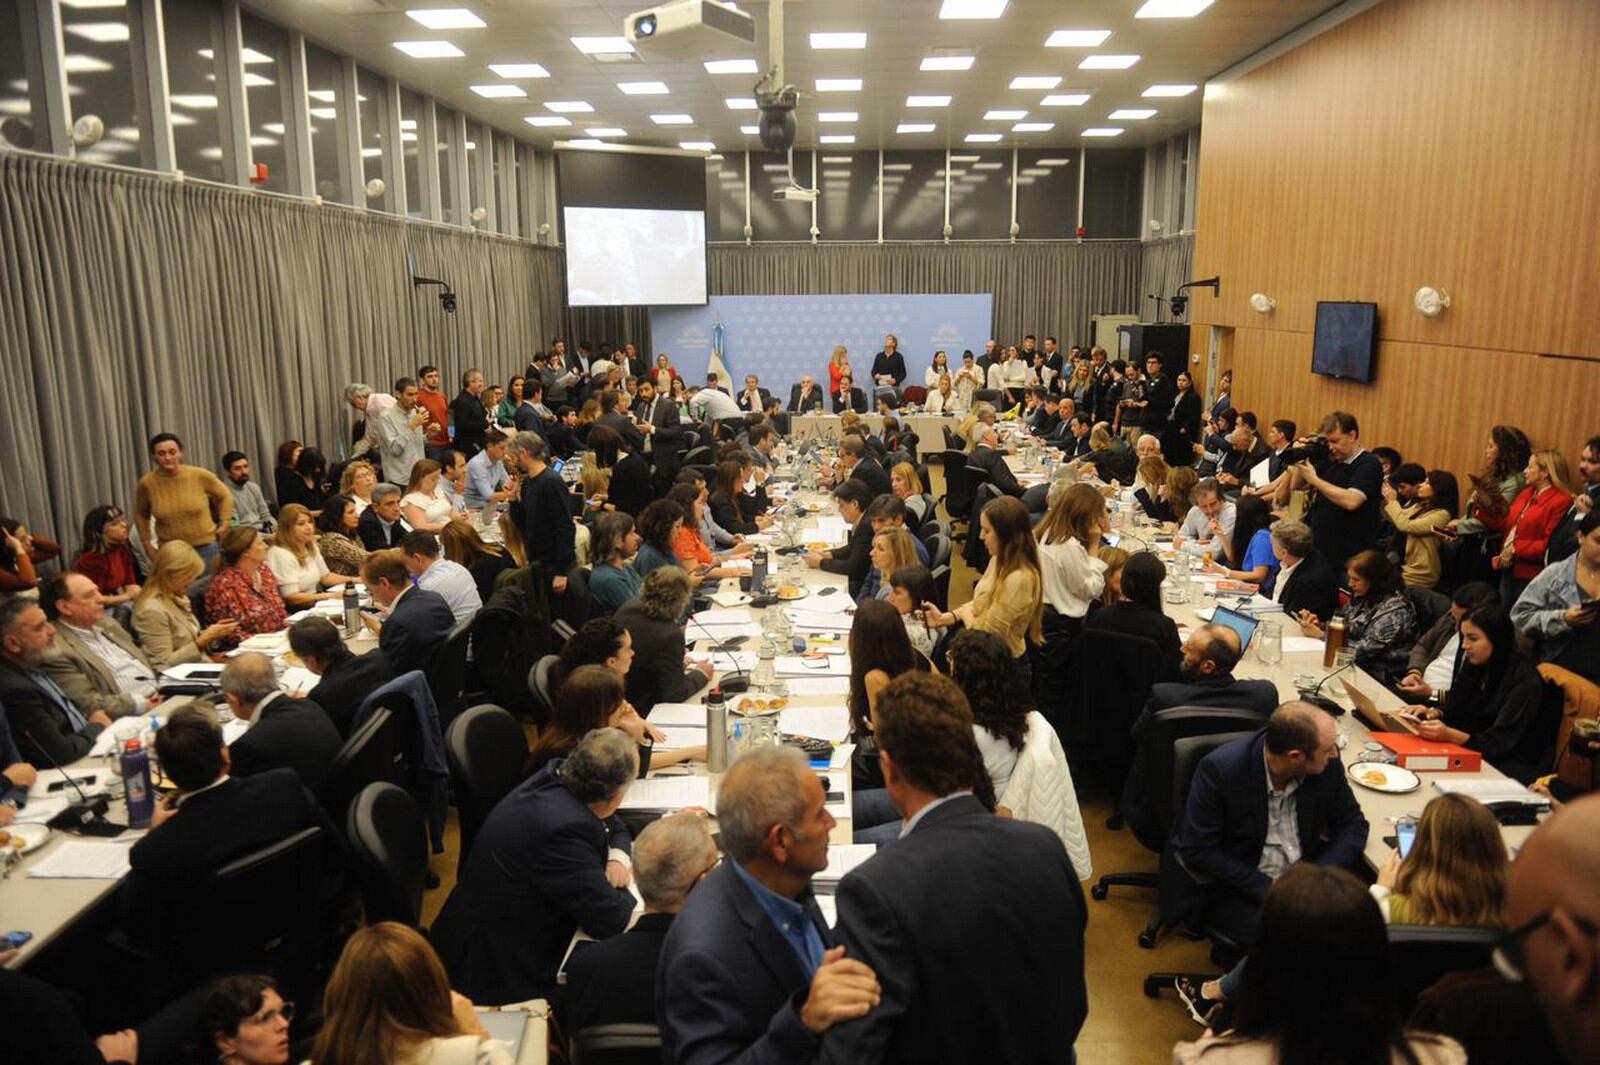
left=784, top=676, right=850, bottom=697
left=160, top=662, right=224, bottom=685
left=1432, top=778, right=1549, bottom=806
left=691, top=609, right=763, bottom=640
left=650, top=704, right=710, bottom=727
left=778, top=705, right=851, bottom=743
left=228, top=632, right=290, bottom=657
left=808, top=516, right=850, bottom=546
left=775, top=655, right=851, bottom=677
left=619, top=775, right=713, bottom=813
left=27, top=840, right=136, bottom=879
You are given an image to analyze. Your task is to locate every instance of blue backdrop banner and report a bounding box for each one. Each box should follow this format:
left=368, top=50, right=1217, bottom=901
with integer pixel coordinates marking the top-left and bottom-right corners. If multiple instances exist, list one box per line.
left=650, top=293, right=993, bottom=392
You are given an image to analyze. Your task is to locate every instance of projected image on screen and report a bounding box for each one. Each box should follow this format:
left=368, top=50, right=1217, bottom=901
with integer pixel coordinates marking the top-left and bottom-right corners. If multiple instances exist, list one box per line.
left=563, top=207, right=707, bottom=307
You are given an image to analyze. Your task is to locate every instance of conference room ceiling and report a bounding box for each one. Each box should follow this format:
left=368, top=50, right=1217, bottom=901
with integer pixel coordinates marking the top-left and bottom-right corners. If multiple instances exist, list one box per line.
left=251, top=0, right=1344, bottom=153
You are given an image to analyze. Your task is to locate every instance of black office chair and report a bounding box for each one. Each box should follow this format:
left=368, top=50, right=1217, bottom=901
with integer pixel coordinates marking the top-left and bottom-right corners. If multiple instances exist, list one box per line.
left=423, top=618, right=475, bottom=725
left=918, top=517, right=948, bottom=548
left=1387, top=925, right=1502, bottom=1015
left=924, top=533, right=952, bottom=572
left=929, top=564, right=952, bottom=611
left=346, top=782, right=429, bottom=928
left=941, top=448, right=978, bottom=533
left=316, top=707, right=396, bottom=835
left=682, top=444, right=714, bottom=468
left=972, top=388, right=1003, bottom=406
left=528, top=654, right=561, bottom=720
left=1044, top=628, right=1159, bottom=794
left=942, top=425, right=963, bottom=450
left=962, top=479, right=1001, bottom=570
left=1407, top=586, right=1452, bottom=632
left=569, top=1024, right=663, bottom=1065
left=551, top=566, right=594, bottom=643
left=445, top=703, right=531, bottom=872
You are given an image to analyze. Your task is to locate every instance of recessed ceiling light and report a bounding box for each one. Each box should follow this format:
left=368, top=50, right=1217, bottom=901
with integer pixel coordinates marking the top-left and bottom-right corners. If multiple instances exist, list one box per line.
left=570, top=36, right=633, bottom=55
left=819, top=134, right=855, bottom=144
left=984, top=109, right=1026, bottom=120
left=821, top=156, right=852, bottom=163
left=406, top=8, right=485, bottom=29
left=964, top=132, right=1002, bottom=143
left=680, top=141, right=715, bottom=151
left=1013, top=122, right=1054, bottom=132
left=309, top=90, right=336, bottom=103
left=618, top=81, right=669, bottom=95
left=921, top=55, right=975, bottom=71
left=1046, top=29, right=1112, bottom=47
left=725, top=97, right=757, bottom=110
left=471, top=84, right=525, bottom=98
left=62, top=54, right=114, bottom=73
left=1080, top=54, right=1140, bottom=69
left=170, top=93, right=218, bottom=109
left=1082, top=126, right=1123, bottom=136
left=524, top=115, right=570, bottom=127
left=242, top=73, right=274, bottom=88
left=489, top=63, right=549, bottom=79
left=897, top=122, right=936, bottom=133
left=739, top=124, right=759, bottom=135
left=705, top=58, right=760, bottom=74
left=1036, top=157, right=1072, bottom=165
left=64, top=22, right=130, bottom=43
left=939, top=0, right=1009, bottom=18
left=818, top=111, right=858, bottom=122
left=546, top=100, right=593, bottom=113
left=309, top=107, right=336, bottom=119
left=393, top=41, right=464, bottom=58
left=198, top=47, right=271, bottom=64
left=1110, top=108, right=1156, bottom=119
left=60, top=0, right=128, bottom=7
left=1136, top=0, right=1214, bottom=16
left=566, top=138, right=606, bottom=147
left=585, top=127, right=625, bottom=137
left=1010, top=75, right=1060, bottom=90
left=400, top=119, right=417, bottom=130
left=651, top=113, right=693, bottom=125
left=810, top=32, right=867, bottom=49
left=815, top=78, right=863, bottom=92
left=1143, top=84, right=1197, bottom=97
left=1041, top=93, right=1091, bottom=106
left=907, top=95, right=952, bottom=107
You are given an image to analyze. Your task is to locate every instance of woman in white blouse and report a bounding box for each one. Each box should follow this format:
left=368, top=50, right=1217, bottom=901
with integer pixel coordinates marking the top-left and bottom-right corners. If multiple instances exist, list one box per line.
left=924, top=350, right=951, bottom=390
left=339, top=459, right=377, bottom=516
left=265, top=503, right=351, bottom=608
left=987, top=344, right=1030, bottom=405
left=1034, top=482, right=1110, bottom=623
left=925, top=372, right=960, bottom=413
left=400, top=459, right=464, bottom=534
left=953, top=351, right=983, bottom=410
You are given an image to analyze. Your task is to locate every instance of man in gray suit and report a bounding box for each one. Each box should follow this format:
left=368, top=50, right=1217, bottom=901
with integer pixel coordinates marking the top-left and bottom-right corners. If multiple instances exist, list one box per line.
left=40, top=573, right=161, bottom=720
left=375, top=376, right=429, bottom=487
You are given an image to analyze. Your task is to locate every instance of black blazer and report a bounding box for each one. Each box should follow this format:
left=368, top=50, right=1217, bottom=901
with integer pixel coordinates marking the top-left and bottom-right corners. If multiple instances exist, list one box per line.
left=450, top=391, right=488, bottom=456
left=832, top=387, right=867, bottom=414
left=0, top=968, right=127, bottom=1065
left=1170, top=730, right=1369, bottom=907
left=870, top=350, right=907, bottom=387
left=710, top=490, right=761, bottom=536
left=820, top=517, right=874, bottom=599
left=562, top=911, right=674, bottom=1033
left=431, top=763, right=635, bottom=1004
left=736, top=387, right=773, bottom=413
left=1163, top=390, right=1203, bottom=465
left=228, top=696, right=343, bottom=789
left=1084, top=601, right=1182, bottom=682
left=635, top=395, right=688, bottom=459
left=596, top=410, right=646, bottom=454
left=658, top=859, right=834, bottom=1065
left=1142, top=373, right=1176, bottom=437
left=1145, top=675, right=1281, bottom=719
left=1220, top=438, right=1273, bottom=486
left=119, top=769, right=343, bottom=959
left=356, top=508, right=407, bottom=551
left=309, top=650, right=396, bottom=737
left=607, top=453, right=654, bottom=519
left=967, top=445, right=1023, bottom=498
left=788, top=383, right=825, bottom=413
left=0, top=659, right=105, bottom=766
left=379, top=587, right=456, bottom=667
left=615, top=601, right=707, bottom=715
left=818, top=795, right=1087, bottom=1065
left=847, top=456, right=892, bottom=500
left=1274, top=549, right=1341, bottom=625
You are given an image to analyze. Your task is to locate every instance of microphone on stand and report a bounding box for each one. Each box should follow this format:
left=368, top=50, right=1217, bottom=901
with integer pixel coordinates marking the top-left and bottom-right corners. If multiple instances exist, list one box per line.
left=689, top=615, right=751, bottom=694
left=1298, top=661, right=1357, bottom=716
left=24, top=731, right=124, bottom=837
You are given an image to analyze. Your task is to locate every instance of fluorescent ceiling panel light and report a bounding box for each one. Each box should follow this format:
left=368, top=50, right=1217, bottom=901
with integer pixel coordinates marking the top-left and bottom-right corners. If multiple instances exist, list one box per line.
left=249, top=135, right=278, bottom=147
left=906, top=94, right=951, bottom=107
left=680, top=141, right=715, bottom=151
left=618, top=80, right=669, bottom=94
left=566, top=138, right=605, bottom=147
left=1013, top=121, right=1054, bottom=132
left=170, top=93, right=218, bottom=109
left=1041, top=93, right=1091, bottom=106
left=241, top=73, right=274, bottom=88
left=1046, top=29, right=1111, bottom=47
left=1082, top=126, right=1123, bottom=136
left=939, top=0, right=1008, bottom=17
left=964, top=132, right=1001, bottom=143
left=61, top=0, right=129, bottom=7
left=524, top=115, right=570, bottom=127
left=1110, top=108, right=1156, bottom=119
left=896, top=122, right=935, bottom=133
left=883, top=163, right=913, bottom=171
left=920, top=56, right=975, bottom=71
left=464, top=140, right=476, bottom=149
left=1144, top=83, right=1197, bottom=97
left=818, top=111, right=858, bottom=122
left=821, top=156, right=852, bottom=163
left=650, top=113, right=693, bottom=125
left=393, top=41, right=463, bottom=58
left=490, top=63, right=549, bottom=78
left=309, top=90, right=335, bottom=102
left=471, top=84, right=525, bottom=98
left=64, top=22, right=130, bottom=43
left=546, top=100, right=594, bottom=113
left=1010, top=75, right=1060, bottom=89
left=262, top=122, right=285, bottom=135
left=819, top=134, right=855, bottom=144
left=361, top=147, right=382, bottom=158
left=725, top=96, right=757, bottom=110
left=399, top=119, right=417, bottom=130
left=739, top=124, right=759, bottom=134
left=309, top=107, right=336, bottom=119
left=1136, top=0, right=1215, bottom=16
left=973, top=161, right=1004, bottom=169
left=705, top=58, right=759, bottom=74
left=62, top=54, right=114, bottom=73
left=810, top=32, right=867, bottom=49
left=571, top=36, right=633, bottom=55
left=407, top=9, right=485, bottom=30
left=170, top=113, right=195, bottom=126
left=1036, top=157, right=1072, bottom=165
left=1080, top=54, right=1140, bottom=69
left=585, top=127, right=625, bottom=137
left=984, top=109, right=1025, bottom=120
left=815, top=78, right=862, bottom=92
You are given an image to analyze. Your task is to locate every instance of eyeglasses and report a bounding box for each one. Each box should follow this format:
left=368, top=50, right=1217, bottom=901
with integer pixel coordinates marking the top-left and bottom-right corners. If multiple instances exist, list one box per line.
left=245, top=1001, right=295, bottom=1026
left=1493, top=910, right=1598, bottom=983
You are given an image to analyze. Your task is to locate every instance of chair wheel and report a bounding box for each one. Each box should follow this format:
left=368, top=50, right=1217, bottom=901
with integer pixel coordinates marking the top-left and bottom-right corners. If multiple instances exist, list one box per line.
left=1105, top=812, right=1124, bottom=831
left=1142, top=976, right=1162, bottom=997
left=1138, top=929, right=1158, bottom=949
left=1090, top=882, right=1109, bottom=901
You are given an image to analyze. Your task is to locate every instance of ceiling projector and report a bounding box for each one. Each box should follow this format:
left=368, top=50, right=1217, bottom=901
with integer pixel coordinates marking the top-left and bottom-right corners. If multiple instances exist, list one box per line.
left=773, top=186, right=818, bottom=204
left=625, top=0, right=757, bottom=60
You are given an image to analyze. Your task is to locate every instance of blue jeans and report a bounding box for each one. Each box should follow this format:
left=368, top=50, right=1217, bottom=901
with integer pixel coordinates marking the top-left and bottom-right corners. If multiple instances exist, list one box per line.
left=193, top=540, right=219, bottom=570
left=1218, top=957, right=1246, bottom=1000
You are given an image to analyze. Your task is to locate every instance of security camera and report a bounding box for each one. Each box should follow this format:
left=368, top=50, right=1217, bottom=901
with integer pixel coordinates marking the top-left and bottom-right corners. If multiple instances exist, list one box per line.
left=440, top=291, right=458, bottom=314
left=754, top=70, right=798, bottom=154
left=70, top=114, right=104, bottom=148
left=365, top=177, right=386, bottom=199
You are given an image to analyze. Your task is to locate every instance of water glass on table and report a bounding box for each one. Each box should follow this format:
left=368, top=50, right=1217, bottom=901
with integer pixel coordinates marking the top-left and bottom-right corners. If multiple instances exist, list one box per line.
left=1256, top=620, right=1283, bottom=666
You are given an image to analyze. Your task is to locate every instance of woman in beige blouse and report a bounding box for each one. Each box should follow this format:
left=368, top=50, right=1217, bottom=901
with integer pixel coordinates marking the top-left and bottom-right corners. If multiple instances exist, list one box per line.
left=922, top=496, right=1044, bottom=678
left=131, top=541, right=238, bottom=667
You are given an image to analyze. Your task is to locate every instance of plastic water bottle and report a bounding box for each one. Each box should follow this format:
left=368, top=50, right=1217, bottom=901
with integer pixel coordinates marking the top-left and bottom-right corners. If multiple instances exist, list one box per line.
left=121, top=739, right=154, bottom=828
left=751, top=548, right=768, bottom=595
left=706, top=688, right=729, bottom=773
left=343, top=582, right=361, bottom=636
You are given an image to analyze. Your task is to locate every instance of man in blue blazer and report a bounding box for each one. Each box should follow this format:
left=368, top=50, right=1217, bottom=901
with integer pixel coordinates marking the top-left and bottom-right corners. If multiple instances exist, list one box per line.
left=360, top=549, right=456, bottom=666
left=658, top=746, right=881, bottom=1065
left=1168, top=700, right=1369, bottom=944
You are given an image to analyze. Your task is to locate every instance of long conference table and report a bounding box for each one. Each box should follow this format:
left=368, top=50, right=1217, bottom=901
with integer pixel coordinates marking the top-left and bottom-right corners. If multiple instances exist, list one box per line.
left=789, top=411, right=959, bottom=459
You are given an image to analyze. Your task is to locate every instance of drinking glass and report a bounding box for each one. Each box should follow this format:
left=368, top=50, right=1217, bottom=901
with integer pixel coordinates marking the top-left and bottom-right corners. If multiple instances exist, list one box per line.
left=1333, top=646, right=1356, bottom=671
left=1256, top=620, right=1284, bottom=666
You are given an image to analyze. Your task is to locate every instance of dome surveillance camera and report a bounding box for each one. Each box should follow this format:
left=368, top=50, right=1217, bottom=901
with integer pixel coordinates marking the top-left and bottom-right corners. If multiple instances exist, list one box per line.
left=70, top=114, right=104, bottom=148
left=364, top=177, right=386, bottom=199
left=470, top=206, right=488, bottom=224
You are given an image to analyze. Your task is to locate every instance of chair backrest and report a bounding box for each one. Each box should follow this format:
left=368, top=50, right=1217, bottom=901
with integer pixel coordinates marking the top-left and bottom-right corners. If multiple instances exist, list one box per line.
left=925, top=533, right=952, bottom=571
left=1386, top=925, right=1502, bottom=1015
left=346, top=782, right=429, bottom=928
left=962, top=480, right=1002, bottom=570
left=942, top=448, right=977, bottom=518
left=569, top=1024, right=663, bottom=1065
left=445, top=704, right=531, bottom=870
left=1172, top=732, right=1257, bottom=821
left=973, top=388, right=1002, bottom=405
left=902, top=385, right=928, bottom=403
left=1407, top=586, right=1452, bottom=632
left=1140, top=707, right=1272, bottom=840
left=528, top=654, right=562, bottom=720
left=682, top=445, right=714, bottom=468
left=1047, top=628, right=1160, bottom=777
left=942, top=425, right=963, bottom=450
left=929, top=564, right=951, bottom=612
left=424, top=618, right=475, bottom=724
left=551, top=566, right=594, bottom=643
left=316, top=707, right=396, bottom=833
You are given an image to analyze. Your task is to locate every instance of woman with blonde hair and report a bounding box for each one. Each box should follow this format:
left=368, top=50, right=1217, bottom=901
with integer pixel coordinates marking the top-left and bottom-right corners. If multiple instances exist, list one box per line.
left=132, top=541, right=238, bottom=666
left=1160, top=465, right=1199, bottom=525
left=1134, top=452, right=1171, bottom=503
left=439, top=517, right=511, bottom=601
left=1096, top=546, right=1131, bottom=607
left=400, top=459, right=462, bottom=534
left=1486, top=447, right=1575, bottom=606
left=828, top=345, right=852, bottom=396
left=308, top=922, right=511, bottom=1065
left=890, top=462, right=930, bottom=524
left=266, top=503, right=350, bottom=608
left=862, top=527, right=922, bottom=604
left=338, top=460, right=378, bottom=515
left=922, top=496, right=1045, bottom=681
left=496, top=511, right=527, bottom=568
left=1035, top=483, right=1109, bottom=623
left=1378, top=792, right=1509, bottom=926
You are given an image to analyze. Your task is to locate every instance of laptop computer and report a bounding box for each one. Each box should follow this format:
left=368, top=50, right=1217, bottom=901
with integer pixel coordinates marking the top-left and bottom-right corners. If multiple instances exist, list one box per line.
left=1342, top=678, right=1421, bottom=735
left=1210, top=603, right=1260, bottom=652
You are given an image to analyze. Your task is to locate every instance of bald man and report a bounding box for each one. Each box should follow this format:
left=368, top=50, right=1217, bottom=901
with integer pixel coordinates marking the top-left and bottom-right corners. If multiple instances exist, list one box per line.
left=1143, top=623, right=1281, bottom=719
left=221, top=652, right=341, bottom=788
left=1168, top=700, right=1369, bottom=944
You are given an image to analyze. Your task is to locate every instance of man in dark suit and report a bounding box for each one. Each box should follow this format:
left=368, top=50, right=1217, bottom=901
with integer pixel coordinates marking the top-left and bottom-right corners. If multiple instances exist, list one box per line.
left=118, top=705, right=343, bottom=962
left=869, top=336, right=907, bottom=393
left=357, top=485, right=410, bottom=550
left=632, top=378, right=686, bottom=479
left=832, top=374, right=868, bottom=415
left=1218, top=426, right=1272, bottom=493
left=1141, top=352, right=1176, bottom=442
left=788, top=375, right=825, bottom=413
left=0, top=598, right=111, bottom=766
left=594, top=389, right=646, bottom=453
left=361, top=550, right=456, bottom=668
left=736, top=374, right=774, bottom=414
left=1268, top=521, right=1341, bottom=624
left=564, top=812, right=718, bottom=1033
left=287, top=618, right=396, bottom=737
left=807, top=480, right=875, bottom=598
left=659, top=746, right=880, bottom=1065
left=620, top=342, right=649, bottom=381
left=967, top=424, right=1024, bottom=498
left=837, top=436, right=891, bottom=499
left=449, top=369, right=489, bottom=458
left=1169, top=700, right=1369, bottom=944
left=818, top=672, right=1087, bottom=1064
left=220, top=653, right=342, bottom=788
left=1142, top=624, right=1281, bottom=721
left=431, top=729, right=638, bottom=1005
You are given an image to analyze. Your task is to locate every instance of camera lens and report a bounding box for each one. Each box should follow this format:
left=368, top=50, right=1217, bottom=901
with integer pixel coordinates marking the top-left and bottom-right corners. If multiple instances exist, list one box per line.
left=634, top=14, right=657, bottom=37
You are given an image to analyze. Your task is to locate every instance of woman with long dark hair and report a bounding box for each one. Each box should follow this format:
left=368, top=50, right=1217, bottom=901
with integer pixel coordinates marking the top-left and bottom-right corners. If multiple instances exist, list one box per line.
left=1084, top=550, right=1182, bottom=681
left=278, top=447, right=329, bottom=513
left=588, top=511, right=643, bottom=612
left=194, top=973, right=292, bottom=1065
left=946, top=629, right=1032, bottom=798
left=1205, top=494, right=1278, bottom=587
left=525, top=664, right=693, bottom=776
left=921, top=497, right=1044, bottom=680
left=314, top=495, right=368, bottom=578
left=273, top=440, right=303, bottom=507
left=587, top=425, right=653, bottom=520
left=74, top=505, right=142, bottom=606
left=1450, top=425, right=1531, bottom=583
left=1382, top=468, right=1459, bottom=589
left=709, top=458, right=771, bottom=536
left=849, top=598, right=929, bottom=842
left=1162, top=369, right=1203, bottom=467
left=1298, top=549, right=1419, bottom=686
left=498, top=375, right=524, bottom=425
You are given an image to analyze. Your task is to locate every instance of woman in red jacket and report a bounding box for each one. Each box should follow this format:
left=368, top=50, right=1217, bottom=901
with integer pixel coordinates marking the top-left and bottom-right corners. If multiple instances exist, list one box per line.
left=1487, top=448, right=1574, bottom=607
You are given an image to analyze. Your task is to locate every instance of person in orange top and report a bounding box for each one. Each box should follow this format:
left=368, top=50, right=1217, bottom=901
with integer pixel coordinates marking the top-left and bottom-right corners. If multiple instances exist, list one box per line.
left=665, top=484, right=746, bottom=580
left=415, top=364, right=452, bottom=454
left=1485, top=448, right=1575, bottom=607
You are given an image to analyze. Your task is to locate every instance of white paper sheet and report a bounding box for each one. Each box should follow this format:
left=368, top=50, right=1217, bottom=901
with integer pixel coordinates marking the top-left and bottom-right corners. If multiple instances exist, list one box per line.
left=693, top=649, right=758, bottom=675
left=160, top=662, right=226, bottom=683
left=90, top=715, right=154, bottom=757
left=654, top=726, right=709, bottom=749
left=648, top=703, right=709, bottom=727
left=28, top=769, right=108, bottom=801
left=709, top=590, right=752, bottom=608
left=816, top=843, right=878, bottom=884
left=223, top=718, right=249, bottom=745
left=1281, top=636, right=1326, bottom=654
left=618, top=775, right=713, bottom=812
left=775, top=655, right=851, bottom=677
left=778, top=705, right=852, bottom=743
left=816, top=894, right=839, bottom=928
left=279, top=666, right=321, bottom=694
left=1250, top=460, right=1272, bottom=488
left=693, top=608, right=753, bottom=624
left=690, top=623, right=762, bottom=639
left=13, top=795, right=69, bottom=825
left=27, top=840, right=136, bottom=879
left=783, top=677, right=851, bottom=697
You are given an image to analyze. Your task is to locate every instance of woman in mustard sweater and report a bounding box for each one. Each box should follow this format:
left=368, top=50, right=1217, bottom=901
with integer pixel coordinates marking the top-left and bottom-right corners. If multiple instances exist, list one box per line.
left=133, top=433, right=233, bottom=569
left=922, top=496, right=1044, bottom=684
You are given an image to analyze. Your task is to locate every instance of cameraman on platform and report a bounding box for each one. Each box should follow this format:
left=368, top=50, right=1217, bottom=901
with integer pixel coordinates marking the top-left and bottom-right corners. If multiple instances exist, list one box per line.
left=1287, top=411, right=1385, bottom=571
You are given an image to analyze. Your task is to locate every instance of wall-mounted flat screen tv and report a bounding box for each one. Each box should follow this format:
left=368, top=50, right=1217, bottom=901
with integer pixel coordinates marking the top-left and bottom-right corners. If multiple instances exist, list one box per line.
left=1312, top=301, right=1377, bottom=382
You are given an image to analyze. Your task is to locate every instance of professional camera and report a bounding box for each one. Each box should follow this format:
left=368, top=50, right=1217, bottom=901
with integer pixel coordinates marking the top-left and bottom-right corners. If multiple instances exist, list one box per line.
left=1282, top=435, right=1332, bottom=468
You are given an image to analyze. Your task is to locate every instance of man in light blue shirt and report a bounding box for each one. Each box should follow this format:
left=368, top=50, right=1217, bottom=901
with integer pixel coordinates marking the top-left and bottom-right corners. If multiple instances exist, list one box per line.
left=400, top=531, right=481, bottom=626
left=464, top=430, right=514, bottom=510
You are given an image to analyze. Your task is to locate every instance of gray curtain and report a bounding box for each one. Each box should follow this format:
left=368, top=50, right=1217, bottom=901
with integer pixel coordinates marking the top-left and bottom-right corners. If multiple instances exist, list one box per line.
left=0, top=151, right=565, bottom=554
left=707, top=241, right=1144, bottom=351
left=1139, top=234, right=1195, bottom=309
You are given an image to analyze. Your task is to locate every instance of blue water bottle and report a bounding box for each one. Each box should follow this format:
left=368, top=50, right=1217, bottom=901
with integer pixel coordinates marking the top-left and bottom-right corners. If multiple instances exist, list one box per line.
left=121, top=739, right=154, bottom=829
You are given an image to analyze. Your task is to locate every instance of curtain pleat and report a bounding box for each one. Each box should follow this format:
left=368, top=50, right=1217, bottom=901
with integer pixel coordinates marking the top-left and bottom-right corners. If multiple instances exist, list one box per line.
left=1139, top=234, right=1196, bottom=307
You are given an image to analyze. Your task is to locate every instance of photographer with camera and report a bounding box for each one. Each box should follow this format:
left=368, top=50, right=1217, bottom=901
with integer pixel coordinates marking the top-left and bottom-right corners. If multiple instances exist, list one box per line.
left=1287, top=412, right=1386, bottom=572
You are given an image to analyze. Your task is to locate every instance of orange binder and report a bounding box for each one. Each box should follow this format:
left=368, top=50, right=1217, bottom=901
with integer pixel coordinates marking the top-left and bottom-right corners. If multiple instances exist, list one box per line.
left=1372, top=733, right=1481, bottom=772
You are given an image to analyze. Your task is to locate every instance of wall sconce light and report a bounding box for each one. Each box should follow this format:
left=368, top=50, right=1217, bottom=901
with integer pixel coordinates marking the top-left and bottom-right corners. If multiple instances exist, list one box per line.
left=1414, top=286, right=1451, bottom=318
left=1249, top=292, right=1276, bottom=313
